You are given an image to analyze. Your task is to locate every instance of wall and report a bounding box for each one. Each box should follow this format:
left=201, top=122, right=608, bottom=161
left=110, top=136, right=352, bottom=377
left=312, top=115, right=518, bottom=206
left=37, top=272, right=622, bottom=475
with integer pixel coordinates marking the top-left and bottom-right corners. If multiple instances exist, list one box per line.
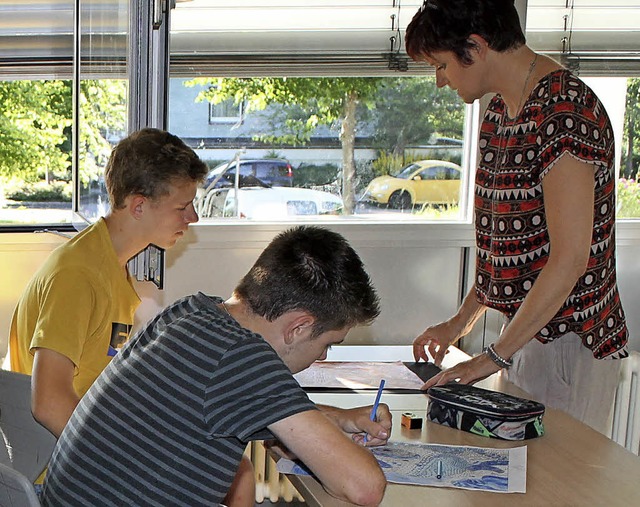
left=132, top=222, right=475, bottom=347
left=0, top=232, right=67, bottom=363
left=0, top=223, right=473, bottom=363
left=1, top=222, right=639, bottom=364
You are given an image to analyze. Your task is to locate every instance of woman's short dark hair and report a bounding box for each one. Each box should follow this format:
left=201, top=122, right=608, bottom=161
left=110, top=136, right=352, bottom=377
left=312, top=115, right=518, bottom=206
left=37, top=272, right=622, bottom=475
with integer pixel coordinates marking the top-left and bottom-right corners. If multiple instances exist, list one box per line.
left=406, top=0, right=526, bottom=65
left=235, top=226, right=380, bottom=337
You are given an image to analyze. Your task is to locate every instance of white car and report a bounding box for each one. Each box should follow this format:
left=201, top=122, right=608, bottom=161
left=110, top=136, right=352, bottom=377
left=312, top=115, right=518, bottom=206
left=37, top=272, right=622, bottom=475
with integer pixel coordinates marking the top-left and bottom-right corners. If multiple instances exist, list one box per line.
left=196, top=186, right=343, bottom=219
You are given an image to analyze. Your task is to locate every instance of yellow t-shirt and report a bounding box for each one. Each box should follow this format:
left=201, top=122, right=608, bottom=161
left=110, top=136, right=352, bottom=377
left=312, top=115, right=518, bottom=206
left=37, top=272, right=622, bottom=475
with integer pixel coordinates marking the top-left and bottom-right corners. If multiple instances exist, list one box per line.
left=8, top=218, right=141, bottom=398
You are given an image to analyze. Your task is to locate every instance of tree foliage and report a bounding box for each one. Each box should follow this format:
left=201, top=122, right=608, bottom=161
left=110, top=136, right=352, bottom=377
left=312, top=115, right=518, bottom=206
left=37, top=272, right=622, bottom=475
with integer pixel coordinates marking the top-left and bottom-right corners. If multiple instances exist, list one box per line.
left=370, top=77, right=465, bottom=155
left=0, top=79, right=127, bottom=188
left=190, top=77, right=380, bottom=131
left=0, top=80, right=71, bottom=182
left=78, top=80, right=127, bottom=184
left=623, top=77, right=640, bottom=179
left=187, top=77, right=384, bottom=214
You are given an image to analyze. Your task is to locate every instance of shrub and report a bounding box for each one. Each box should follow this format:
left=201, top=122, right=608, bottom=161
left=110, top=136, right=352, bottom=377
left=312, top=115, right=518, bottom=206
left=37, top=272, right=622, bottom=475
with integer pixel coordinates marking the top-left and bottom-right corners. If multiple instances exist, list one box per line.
left=428, top=149, right=462, bottom=166
left=294, top=162, right=339, bottom=187
left=371, top=151, right=423, bottom=177
left=416, top=203, right=462, bottom=220
left=6, top=180, right=72, bottom=202
left=617, top=178, right=640, bottom=218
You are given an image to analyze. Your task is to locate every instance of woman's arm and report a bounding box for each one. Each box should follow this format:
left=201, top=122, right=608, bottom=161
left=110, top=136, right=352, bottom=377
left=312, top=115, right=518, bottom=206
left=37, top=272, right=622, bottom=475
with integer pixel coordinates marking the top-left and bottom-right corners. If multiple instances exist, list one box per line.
left=424, top=154, right=595, bottom=387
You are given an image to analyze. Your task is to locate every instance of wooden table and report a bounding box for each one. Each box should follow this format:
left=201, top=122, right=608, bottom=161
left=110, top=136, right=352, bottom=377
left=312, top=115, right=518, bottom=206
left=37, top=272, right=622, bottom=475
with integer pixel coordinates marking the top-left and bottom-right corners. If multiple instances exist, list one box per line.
left=288, top=347, right=640, bottom=507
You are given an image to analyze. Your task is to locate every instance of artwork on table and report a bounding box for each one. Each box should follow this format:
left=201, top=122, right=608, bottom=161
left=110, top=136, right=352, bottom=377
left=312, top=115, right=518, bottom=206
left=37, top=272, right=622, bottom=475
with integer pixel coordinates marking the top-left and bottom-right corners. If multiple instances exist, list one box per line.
left=277, top=441, right=527, bottom=493
left=294, top=361, right=427, bottom=390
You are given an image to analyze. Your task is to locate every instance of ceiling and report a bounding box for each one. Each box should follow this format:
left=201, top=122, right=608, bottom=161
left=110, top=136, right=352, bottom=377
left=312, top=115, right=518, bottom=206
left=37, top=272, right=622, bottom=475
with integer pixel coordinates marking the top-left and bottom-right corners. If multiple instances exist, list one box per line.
left=0, top=0, right=638, bottom=76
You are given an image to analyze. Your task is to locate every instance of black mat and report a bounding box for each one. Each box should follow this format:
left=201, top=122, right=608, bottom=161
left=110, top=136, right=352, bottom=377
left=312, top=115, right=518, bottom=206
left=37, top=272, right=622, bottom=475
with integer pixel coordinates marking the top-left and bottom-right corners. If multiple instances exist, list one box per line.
left=403, top=361, right=442, bottom=383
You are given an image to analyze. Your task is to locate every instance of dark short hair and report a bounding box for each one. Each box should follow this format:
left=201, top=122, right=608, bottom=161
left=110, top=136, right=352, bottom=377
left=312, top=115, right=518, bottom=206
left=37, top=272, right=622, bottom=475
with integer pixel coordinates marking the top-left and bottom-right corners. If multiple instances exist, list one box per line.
left=406, top=0, right=526, bottom=65
left=235, top=226, right=380, bottom=337
left=105, top=128, right=208, bottom=209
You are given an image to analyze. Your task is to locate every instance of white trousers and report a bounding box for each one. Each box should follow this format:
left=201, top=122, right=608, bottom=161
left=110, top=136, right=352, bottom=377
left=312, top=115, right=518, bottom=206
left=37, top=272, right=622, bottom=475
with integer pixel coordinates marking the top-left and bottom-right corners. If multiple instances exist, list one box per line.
left=505, top=332, right=622, bottom=435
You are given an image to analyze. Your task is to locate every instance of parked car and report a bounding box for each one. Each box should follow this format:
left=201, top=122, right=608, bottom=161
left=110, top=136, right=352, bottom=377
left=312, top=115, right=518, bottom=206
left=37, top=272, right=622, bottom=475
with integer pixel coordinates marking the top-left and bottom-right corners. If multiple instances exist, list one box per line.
left=203, top=158, right=293, bottom=190
left=362, top=160, right=462, bottom=210
left=196, top=186, right=343, bottom=219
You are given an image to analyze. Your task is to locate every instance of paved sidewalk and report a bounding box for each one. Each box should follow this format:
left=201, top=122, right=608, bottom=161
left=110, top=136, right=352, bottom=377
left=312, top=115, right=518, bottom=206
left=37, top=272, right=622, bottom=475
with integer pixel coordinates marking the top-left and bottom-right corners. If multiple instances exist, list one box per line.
left=0, top=200, right=74, bottom=224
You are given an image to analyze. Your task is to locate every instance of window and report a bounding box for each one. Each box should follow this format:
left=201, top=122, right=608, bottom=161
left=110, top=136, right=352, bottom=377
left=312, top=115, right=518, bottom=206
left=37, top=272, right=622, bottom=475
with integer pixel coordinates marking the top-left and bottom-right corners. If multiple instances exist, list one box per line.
left=0, top=79, right=74, bottom=226
left=582, top=77, right=639, bottom=220
left=75, top=0, right=129, bottom=223
left=166, top=0, right=640, bottom=223
left=2, top=1, right=640, bottom=227
left=169, top=76, right=470, bottom=221
left=0, top=0, right=129, bottom=228
left=209, top=99, right=244, bottom=124
left=419, top=167, right=459, bottom=181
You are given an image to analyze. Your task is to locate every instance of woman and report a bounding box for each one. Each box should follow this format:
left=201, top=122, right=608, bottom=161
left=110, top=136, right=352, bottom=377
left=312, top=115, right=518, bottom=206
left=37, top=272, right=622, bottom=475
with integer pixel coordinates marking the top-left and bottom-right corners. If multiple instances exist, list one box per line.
left=406, top=0, right=628, bottom=434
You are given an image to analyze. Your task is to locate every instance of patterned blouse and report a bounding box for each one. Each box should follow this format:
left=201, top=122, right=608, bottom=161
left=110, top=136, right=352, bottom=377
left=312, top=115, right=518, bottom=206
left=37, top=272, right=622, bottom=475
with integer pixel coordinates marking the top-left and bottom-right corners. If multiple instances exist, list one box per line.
left=474, top=69, right=628, bottom=359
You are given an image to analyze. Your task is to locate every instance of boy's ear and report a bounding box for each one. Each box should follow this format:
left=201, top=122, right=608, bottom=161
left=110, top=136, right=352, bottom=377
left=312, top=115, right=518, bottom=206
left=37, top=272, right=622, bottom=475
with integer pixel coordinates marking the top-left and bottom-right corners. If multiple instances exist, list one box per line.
left=283, top=313, right=315, bottom=345
left=127, top=194, right=147, bottom=220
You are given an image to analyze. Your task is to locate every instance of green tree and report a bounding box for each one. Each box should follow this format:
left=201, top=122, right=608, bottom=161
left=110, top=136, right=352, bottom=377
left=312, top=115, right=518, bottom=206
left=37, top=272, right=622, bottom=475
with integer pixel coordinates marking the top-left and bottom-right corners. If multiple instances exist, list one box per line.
left=0, top=80, right=72, bottom=182
left=0, top=79, right=127, bottom=198
left=78, top=79, right=127, bottom=184
left=623, top=78, right=640, bottom=179
left=187, top=77, right=383, bottom=214
left=370, top=77, right=465, bottom=156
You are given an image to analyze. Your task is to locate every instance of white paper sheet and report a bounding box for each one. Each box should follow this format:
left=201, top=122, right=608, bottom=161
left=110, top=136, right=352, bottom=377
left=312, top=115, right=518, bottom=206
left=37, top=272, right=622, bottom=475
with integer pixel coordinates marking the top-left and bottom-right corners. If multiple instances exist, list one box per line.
left=277, top=441, right=527, bottom=493
left=293, top=361, right=425, bottom=390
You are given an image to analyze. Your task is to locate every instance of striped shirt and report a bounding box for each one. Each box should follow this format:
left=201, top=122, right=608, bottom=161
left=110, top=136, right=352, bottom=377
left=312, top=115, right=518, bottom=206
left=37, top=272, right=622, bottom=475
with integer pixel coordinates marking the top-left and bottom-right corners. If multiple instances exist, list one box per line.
left=41, top=293, right=316, bottom=506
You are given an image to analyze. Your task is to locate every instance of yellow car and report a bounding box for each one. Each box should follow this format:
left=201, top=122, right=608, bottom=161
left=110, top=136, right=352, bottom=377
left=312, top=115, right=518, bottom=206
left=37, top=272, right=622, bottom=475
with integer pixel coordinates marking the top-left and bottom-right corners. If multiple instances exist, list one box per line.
left=363, top=160, right=462, bottom=209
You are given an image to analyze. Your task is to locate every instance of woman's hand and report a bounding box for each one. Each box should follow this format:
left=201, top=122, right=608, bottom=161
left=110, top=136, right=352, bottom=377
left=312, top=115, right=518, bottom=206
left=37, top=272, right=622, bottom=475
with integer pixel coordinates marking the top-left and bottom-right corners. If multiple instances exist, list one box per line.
left=413, top=320, right=459, bottom=366
left=422, top=353, right=500, bottom=389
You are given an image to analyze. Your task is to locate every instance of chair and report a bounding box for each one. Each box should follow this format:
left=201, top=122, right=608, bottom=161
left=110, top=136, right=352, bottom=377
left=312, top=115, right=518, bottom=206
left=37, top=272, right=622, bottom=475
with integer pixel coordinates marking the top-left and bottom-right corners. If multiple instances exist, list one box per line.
left=0, top=462, right=41, bottom=507
left=0, top=370, right=56, bottom=481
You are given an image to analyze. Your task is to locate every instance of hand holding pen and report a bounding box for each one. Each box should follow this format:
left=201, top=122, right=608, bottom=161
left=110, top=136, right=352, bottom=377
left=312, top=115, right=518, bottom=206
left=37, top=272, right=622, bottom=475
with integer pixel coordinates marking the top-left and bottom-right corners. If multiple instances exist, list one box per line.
left=363, top=379, right=386, bottom=445
left=318, top=380, right=391, bottom=447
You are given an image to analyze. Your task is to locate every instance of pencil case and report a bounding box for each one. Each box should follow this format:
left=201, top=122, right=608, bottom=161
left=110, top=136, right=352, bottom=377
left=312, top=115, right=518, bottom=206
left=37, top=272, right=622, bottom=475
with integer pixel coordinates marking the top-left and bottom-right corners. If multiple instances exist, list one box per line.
left=426, top=383, right=545, bottom=440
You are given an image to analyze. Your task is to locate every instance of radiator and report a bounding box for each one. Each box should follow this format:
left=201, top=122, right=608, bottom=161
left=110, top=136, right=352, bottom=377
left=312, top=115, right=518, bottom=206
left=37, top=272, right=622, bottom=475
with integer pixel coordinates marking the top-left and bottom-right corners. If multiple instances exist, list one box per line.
left=247, top=441, right=305, bottom=504
left=611, top=351, right=640, bottom=455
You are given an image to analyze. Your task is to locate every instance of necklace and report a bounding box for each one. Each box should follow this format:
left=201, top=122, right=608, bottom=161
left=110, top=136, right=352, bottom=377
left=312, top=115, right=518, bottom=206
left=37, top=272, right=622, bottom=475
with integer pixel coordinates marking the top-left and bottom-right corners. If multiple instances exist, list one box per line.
left=494, top=53, right=539, bottom=175
left=512, top=53, right=539, bottom=120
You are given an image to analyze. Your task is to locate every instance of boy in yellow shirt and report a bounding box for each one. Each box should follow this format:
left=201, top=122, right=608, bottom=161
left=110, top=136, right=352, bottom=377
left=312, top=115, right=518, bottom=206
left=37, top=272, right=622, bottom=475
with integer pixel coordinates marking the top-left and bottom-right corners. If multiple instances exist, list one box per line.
left=8, top=128, right=207, bottom=436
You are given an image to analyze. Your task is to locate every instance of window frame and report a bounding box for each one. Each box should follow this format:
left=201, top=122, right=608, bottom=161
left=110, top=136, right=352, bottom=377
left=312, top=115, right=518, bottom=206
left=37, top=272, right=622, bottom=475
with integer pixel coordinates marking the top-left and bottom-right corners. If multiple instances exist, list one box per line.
left=2, top=1, right=640, bottom=230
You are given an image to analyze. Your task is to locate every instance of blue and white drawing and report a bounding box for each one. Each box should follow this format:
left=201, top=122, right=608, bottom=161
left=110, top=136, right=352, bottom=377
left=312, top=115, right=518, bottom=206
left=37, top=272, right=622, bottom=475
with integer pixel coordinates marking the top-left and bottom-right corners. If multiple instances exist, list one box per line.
left=276, top=441, right=527, bottom=494
left=371, top=441, right=525, bottom=492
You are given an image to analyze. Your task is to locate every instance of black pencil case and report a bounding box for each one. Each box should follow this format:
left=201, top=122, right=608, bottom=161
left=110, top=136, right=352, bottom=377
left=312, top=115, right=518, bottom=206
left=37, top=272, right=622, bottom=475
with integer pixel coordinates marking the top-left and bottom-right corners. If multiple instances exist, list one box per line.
left=426, top=383, right=545, bottom=440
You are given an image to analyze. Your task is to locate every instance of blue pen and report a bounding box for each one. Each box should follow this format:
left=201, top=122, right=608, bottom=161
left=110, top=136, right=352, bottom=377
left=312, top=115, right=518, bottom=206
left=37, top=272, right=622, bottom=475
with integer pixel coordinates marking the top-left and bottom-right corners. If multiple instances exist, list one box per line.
left=364, top=379, right=385, bottom=444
